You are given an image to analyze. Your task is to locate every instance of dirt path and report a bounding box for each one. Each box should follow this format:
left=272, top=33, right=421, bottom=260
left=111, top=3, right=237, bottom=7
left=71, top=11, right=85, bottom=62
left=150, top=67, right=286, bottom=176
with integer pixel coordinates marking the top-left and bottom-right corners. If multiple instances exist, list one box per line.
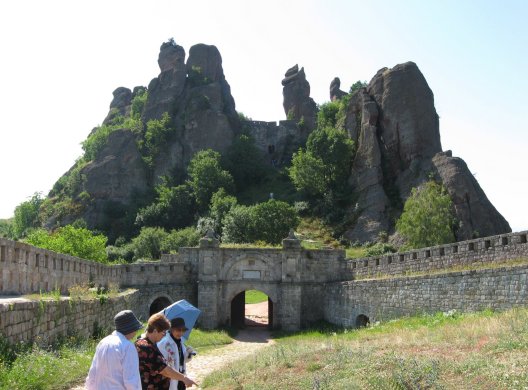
left=186, top=327, right=274, bottom=388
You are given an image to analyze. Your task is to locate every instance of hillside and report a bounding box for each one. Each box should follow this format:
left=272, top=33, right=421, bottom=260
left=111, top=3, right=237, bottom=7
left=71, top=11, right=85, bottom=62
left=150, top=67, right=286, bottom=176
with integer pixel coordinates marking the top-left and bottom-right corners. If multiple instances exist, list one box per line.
left=40, top=39, right=510, bottom=245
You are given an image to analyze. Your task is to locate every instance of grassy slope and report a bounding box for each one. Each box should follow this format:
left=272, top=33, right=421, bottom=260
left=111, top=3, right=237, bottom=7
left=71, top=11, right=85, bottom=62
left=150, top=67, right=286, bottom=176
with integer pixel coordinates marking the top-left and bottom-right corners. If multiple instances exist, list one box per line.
left=245, top=290, right=268, bottom=304
left=203, top=308, right=528, bottom=389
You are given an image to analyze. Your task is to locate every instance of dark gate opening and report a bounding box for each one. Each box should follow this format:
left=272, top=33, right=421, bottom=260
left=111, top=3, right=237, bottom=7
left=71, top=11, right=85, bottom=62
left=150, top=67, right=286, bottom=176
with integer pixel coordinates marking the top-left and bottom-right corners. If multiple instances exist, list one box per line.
left=149, top=296, right=171, bottom=316
left=356, top=314, right=370, bottom=328
left=230, top=290, right=272, bottom=329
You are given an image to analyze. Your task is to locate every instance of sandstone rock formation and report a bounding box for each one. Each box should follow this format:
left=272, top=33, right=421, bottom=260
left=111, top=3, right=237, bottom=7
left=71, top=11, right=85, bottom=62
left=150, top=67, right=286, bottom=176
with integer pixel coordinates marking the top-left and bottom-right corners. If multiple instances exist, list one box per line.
left=48, top=40, right=242, bottom=237
left=282, top=64, right=317, bottom=131
left=329, top=77, right=346, bottom=101
left=45, top=41, right=510, bottom=244
left=340, top=62, right=510, bottom=242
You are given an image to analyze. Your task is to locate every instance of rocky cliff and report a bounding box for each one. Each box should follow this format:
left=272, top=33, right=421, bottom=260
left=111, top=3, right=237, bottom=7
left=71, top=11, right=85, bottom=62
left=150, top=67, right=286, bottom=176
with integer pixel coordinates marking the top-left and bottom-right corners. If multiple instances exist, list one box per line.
left=339, top=62, right=510, bottom=242
left=45, top=41, right=510, bottom=243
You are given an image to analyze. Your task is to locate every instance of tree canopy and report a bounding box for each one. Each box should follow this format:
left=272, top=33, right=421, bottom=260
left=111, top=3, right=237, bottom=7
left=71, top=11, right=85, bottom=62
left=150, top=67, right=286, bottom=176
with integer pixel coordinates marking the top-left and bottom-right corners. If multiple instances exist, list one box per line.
left=396, top=181, right=457, bottom=248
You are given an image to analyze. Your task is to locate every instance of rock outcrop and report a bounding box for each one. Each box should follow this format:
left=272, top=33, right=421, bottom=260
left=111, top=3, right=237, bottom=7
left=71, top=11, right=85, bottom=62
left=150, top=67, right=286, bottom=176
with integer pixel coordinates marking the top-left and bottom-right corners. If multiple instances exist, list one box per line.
left=340, top=62, right=510, bottom=242
left=45, top=41, right=510, bottom=244
left=282, top=65, right=317, bottom=131
left=330, top=77, right=346, bottom=101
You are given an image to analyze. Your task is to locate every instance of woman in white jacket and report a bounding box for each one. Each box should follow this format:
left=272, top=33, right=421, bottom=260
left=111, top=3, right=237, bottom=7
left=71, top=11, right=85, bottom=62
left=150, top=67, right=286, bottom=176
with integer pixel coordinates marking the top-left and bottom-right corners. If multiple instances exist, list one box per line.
left=157, top=317, right=195, bottom=390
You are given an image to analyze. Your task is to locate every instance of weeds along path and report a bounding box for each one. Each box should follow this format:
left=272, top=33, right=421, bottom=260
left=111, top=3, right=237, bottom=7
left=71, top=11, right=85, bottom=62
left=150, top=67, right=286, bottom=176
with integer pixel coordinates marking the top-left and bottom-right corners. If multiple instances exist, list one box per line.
left=186, top=327, right=275, bottom=389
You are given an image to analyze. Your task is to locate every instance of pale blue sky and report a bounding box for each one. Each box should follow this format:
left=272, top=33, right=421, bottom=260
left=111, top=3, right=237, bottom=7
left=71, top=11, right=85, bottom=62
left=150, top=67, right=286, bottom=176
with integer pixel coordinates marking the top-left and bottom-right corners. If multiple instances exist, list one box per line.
left=0, top=0, right=526, bottom=232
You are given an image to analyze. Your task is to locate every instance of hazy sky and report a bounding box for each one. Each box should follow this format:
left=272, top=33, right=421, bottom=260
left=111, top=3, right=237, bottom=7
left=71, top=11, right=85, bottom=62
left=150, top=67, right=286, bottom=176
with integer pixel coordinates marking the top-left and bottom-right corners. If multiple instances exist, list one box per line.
left=0, top=0, right=526, bottom=232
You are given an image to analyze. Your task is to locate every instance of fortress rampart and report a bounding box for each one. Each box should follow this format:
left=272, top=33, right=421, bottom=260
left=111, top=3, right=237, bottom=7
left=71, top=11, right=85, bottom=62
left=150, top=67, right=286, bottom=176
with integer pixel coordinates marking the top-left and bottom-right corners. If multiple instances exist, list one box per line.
left=0, top=230, right=527, bottom=344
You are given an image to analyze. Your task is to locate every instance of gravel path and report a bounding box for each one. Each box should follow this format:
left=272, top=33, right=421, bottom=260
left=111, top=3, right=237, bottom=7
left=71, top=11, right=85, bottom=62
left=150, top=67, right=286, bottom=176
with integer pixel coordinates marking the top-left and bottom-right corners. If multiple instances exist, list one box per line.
left=186, top=327, right=274, bottom=388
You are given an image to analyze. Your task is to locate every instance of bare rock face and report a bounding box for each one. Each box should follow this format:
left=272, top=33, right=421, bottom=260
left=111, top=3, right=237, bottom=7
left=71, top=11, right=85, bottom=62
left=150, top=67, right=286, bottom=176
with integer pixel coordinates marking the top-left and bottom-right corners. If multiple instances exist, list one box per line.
left=103, top=87, right=132, bottom=124
left=432, top=151, right=511, bottom=239
left=342, top=62, right=510, bottom=243
left=80, top=129, right=149, bottom=229
left=282, top=65, right=317, bottom=131
left=143, top=41, right=187, bottom=121
left=330, top=77, right=346, bottom=101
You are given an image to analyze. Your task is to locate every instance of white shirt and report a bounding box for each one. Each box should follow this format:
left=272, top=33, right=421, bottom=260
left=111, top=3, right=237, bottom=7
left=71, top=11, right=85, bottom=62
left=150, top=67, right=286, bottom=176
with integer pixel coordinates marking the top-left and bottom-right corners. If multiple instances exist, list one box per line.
left=158, top=334, right=192, bottom=390
left=85, top=330, right=141, bottom=390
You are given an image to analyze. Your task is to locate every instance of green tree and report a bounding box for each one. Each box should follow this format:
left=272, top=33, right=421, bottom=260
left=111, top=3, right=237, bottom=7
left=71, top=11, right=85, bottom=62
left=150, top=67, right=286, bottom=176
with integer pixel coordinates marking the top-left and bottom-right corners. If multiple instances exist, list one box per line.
left=306, top=126, right=355, bottom=185
left=0, top=219, right=14, bottom=239
left=223, top=135, right=268, bottom=188
left=187, top=150, right=234, bottom=210
left=209, top=188, right=238, bottom=235
left=289, top=127, right=354, bottom=197
left=222, top=200, right=298, bottom=245
left=252, top=200, right=299, bottom=245
left=25, top=226, right=108, bottom=263
left=289, top=150, right=327, bottom=197
left=161, top=227, right=201, bottom=253
left=316, top=101, right=341, bottom=129
left=349, top=80, right=368, bottom=94
left=131, top=226, right=168, bottom=260
left=396, top=181, right=457, bottom=248
left=221, top=205, right=255, bottom=244
left=13, top=193, right=44, bottom=238
left=136, top=184, right=195, bottom=230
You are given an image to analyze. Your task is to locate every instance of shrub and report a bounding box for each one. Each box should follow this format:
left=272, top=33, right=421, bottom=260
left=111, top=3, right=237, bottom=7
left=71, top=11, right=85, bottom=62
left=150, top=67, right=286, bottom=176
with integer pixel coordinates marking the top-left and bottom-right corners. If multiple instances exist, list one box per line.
left=140, top=112, right=174, bottom=166
left=25, top=225, right=108, bottom=263
left=222, top=205, right=255, bottom=244
left=364, top=242, right=397, bottom=257
left=161, top=227, right=201, bottom=253
left=396, top=181, right=457, bottom=249
left=131, top=88, right=148, bottom=118
left=289, top=149, right=327, bottom=197
left=131, top=226, right=168, bottom=260
left=349, top=80, right=368, bottom=94
left=252, top=200, right=299, bottom=245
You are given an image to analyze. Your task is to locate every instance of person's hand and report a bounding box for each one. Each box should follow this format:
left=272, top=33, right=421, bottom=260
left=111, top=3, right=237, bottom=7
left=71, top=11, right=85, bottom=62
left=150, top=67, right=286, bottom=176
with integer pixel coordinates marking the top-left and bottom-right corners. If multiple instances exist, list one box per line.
left=187, top=346, right=195, bottom=358
left=183, top=376, right=197, bottom=388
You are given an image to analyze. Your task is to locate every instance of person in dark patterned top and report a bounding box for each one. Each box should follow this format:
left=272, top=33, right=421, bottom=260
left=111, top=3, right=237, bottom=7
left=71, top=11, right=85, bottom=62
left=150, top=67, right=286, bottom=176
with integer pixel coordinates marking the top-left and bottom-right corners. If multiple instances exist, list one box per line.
left=135, top=313, right=197, bottom=389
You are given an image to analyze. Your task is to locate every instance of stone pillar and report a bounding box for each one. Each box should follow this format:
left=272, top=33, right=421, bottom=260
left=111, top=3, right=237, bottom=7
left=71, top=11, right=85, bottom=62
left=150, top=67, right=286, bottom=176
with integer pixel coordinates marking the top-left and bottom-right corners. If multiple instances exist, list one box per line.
left=197, top=231, right=220, bottom=329
left=280, top=230, right=302, bottom=331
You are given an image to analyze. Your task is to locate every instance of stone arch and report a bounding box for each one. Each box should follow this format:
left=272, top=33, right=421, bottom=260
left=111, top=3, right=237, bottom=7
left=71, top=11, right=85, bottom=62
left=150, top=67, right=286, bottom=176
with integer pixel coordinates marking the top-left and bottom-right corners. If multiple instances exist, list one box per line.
left=355, top=314, right=370, bottom=328
left=148, top=295, right=173, bottom=316
left=227, top=284, right=279, bottom=329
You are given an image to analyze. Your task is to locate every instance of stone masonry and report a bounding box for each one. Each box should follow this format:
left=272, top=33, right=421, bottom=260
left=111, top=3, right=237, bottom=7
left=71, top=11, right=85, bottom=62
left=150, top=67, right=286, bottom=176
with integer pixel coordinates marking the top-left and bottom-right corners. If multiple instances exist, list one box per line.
left=0, top=229, right=527, bottom=343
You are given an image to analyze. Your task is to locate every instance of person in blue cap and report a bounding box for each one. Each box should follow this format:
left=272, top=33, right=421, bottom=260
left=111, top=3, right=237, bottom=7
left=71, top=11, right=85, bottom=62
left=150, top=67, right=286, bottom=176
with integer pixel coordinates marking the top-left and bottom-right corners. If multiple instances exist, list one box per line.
left=157, top=317, right=196, bottom=390
left=86, top=309, right=143, bottom=390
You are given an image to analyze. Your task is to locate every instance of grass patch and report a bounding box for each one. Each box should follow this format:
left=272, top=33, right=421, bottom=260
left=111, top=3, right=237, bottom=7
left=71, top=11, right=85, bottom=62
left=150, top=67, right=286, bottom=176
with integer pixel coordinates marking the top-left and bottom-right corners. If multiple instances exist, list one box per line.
left=0, top=335, right=97, bottom=390
left=186, top=328, right=234, bottom=354
left=245, top=290, right=268, bottom=304
left=202, top=308, right=528, bottom=389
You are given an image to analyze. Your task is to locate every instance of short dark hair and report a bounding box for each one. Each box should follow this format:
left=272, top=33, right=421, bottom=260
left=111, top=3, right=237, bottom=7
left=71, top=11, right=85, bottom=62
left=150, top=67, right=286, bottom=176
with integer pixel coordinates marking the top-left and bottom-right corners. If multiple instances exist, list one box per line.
left=146, top=313, right=170, bottom=333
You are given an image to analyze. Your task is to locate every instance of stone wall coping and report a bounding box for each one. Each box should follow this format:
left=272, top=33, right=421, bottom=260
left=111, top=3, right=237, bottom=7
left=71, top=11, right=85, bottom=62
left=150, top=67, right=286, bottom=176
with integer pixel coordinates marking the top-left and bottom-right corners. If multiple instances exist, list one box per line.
left=339, top=263, right=528, bottom=286
left=345, top=230, right=528, bottom=264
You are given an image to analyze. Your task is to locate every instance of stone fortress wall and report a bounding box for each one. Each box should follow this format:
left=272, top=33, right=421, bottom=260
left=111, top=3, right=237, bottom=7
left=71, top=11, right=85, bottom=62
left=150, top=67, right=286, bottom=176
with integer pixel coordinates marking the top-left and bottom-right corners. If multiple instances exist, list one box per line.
left=0, top=230, right=527, bottom=344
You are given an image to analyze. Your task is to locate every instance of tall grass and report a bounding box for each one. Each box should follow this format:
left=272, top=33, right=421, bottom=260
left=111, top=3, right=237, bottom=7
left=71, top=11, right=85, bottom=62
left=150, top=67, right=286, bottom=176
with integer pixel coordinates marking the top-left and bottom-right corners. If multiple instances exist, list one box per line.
left=203, top=308, right=528, bottom=389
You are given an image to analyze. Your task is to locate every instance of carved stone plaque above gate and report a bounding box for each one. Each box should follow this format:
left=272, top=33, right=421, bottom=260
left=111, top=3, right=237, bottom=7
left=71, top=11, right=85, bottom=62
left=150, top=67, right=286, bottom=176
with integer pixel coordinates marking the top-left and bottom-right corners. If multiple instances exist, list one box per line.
left=243, top=270, right=261, bottom=279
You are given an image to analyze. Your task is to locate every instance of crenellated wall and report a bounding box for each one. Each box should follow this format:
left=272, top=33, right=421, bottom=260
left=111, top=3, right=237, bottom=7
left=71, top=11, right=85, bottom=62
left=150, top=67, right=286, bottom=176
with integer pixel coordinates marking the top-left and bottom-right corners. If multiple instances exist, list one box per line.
left=343, top=230, right=528, bottom=279
left=1, top=229, right=528, bottom=343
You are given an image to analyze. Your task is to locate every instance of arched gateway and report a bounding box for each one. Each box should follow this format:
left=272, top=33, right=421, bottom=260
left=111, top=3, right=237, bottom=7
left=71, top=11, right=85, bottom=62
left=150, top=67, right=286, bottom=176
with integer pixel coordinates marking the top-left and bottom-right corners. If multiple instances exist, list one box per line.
left=192, top=231, right=339, bottom=331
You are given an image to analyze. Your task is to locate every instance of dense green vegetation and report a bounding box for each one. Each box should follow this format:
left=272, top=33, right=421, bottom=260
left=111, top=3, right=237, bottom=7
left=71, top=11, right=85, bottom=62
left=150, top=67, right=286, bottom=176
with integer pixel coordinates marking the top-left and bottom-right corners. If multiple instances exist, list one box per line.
left=25, top=226, right=109, bottom=263
left=396, top=181, right=457, bottom=249
left=203, top=308, right=528, bottom=389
